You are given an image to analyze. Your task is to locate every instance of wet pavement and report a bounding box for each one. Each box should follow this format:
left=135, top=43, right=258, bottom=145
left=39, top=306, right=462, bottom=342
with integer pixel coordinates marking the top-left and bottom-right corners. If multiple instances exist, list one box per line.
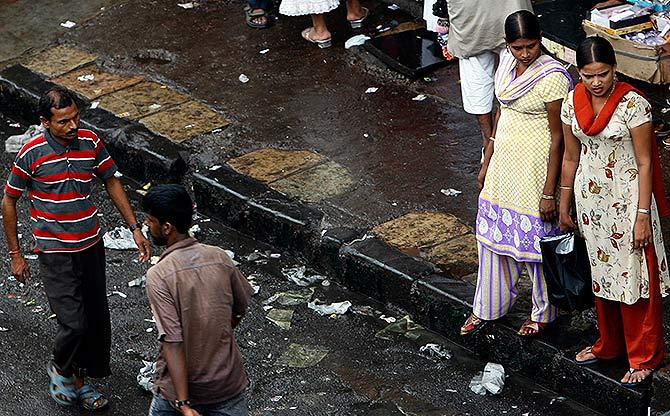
left=0, top=115, right=597, bottom=415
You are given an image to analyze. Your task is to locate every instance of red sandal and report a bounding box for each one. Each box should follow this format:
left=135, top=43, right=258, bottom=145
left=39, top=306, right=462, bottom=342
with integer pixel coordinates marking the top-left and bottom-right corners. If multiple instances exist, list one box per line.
left=460, top=314, right=487, bottom=335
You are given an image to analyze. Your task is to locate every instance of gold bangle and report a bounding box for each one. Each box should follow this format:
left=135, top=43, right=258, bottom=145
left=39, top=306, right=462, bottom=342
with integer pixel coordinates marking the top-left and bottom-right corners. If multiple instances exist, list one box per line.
left=489, top=136, right=496, bottom=142
left=541, top=194, right=555, bottom=200
left=638, top=208, right=650, bottom=215
left=559, top=186, right=572, bottom=190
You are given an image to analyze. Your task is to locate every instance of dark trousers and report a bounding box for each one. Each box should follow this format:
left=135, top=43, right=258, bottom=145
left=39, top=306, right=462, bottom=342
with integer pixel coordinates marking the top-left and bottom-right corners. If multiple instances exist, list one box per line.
left=248, top=0, right=273, bottom=11
left=39, top=240, right=111, bottom=378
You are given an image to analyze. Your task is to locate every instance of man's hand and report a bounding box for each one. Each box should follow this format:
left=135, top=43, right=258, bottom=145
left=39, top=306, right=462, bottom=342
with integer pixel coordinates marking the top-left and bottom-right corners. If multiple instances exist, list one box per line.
left=179, top=406, right=201, bottom=416
left=133, top=229, right=151, bottom=262
left=10, top=255, right=30, bottom=283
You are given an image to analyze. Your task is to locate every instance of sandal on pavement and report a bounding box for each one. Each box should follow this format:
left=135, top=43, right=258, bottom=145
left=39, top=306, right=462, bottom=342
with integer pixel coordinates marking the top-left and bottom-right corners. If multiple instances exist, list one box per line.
left=46, top=361, right=77, bottom=407
left=621, top=368, right=653, bottom=388
left=244, top=5, right=271, bottom=29
left=301, top=28, right=332, bottom=48
left=76, top=383, right=109, bottom=411
left=575, top=346, right=599, bottom=366
left=517, top=319, right=548, bottom=337
left=460, top=314, right=487, bottom=336
left=348, top=7, right=369, bottom=29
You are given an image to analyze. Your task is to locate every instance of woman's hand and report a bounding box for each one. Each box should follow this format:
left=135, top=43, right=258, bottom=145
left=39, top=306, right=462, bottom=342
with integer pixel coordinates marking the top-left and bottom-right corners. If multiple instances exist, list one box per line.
left=633, top=215, right=652, bottom=250
left=477, top=165, right=487, bottom=190
left=539, top=198, right=557, bottom=222
left=559, top=210, right=576, bottom=233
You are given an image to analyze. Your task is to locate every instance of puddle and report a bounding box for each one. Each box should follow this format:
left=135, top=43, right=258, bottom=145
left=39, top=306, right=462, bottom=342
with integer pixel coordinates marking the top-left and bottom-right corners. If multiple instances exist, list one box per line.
left=365, top=29, right=449, bottom=78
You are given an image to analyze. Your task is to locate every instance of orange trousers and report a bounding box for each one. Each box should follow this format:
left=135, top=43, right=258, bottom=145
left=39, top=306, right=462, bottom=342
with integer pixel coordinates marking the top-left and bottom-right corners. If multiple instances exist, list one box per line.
left=591, top=245, right=665, bottom=370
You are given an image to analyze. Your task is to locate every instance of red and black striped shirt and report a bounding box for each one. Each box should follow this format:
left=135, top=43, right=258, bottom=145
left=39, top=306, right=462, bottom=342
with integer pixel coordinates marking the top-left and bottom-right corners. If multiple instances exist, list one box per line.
left=4, top=129, right=118, bottom=253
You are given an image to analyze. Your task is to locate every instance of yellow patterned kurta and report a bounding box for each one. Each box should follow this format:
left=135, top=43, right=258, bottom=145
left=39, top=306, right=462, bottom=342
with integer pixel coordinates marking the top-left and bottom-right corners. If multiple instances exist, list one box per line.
left=561, top=90, right=670, bottom=304
left=477, top=72, right=570, bottom=262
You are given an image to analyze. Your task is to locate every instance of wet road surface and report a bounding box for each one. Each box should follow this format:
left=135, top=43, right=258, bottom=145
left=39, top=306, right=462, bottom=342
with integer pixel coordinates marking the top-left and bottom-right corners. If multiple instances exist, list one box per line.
left=0, top=115, right=596, bottom=415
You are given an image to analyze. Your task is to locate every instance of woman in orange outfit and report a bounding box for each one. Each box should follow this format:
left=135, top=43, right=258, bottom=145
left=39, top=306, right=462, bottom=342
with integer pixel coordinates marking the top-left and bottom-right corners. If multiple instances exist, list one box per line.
left=559, top=37, right=670, bottom=387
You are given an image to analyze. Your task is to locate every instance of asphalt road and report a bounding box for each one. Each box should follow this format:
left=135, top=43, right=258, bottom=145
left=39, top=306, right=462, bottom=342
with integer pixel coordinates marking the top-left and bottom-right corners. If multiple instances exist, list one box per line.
left=0, top=115, right=598, bottom=415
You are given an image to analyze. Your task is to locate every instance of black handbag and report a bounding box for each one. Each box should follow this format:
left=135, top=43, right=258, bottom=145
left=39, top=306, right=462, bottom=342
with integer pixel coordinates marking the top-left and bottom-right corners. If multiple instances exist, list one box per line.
left=540, top=232, right=594, bottom=312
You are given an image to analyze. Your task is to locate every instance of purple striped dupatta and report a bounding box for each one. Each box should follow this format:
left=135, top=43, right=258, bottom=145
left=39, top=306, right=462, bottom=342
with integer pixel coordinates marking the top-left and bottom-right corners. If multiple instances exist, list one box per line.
left=494, top=50, right=573, bottom=105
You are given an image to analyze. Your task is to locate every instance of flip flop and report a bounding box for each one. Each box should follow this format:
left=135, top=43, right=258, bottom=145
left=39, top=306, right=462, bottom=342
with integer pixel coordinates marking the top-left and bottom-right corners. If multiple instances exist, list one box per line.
left=621, top=368, right=653, bottom=388
left=575, top=346, right=599, bottom=366
left=46, top=361, right=77, bottom=407
left=460, top=313, right=487, bottom=336
left=244, top=5, right=272, bottom=29
left=348, top=7, right=369, bottom=29
left=301, top=28, right=332, bottom=48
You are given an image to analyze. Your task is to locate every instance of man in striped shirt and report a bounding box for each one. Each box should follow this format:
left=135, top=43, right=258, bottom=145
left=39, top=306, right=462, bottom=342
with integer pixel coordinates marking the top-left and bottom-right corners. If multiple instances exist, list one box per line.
left=2, top=86, right=151, bottom=411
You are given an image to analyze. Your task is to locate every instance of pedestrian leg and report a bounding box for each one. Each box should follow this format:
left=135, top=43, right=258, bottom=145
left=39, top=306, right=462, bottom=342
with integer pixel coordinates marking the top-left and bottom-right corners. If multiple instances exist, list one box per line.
left=75, top=240, right=111, bottom=378
left=621, top=245, right=664, bottom=370
left=526, top=261, right=558, bottom=324
left=591, top=297, right=626, bottom=360
left=39, top=252, right=87, bottom=377
left=472, top=243, right=522, bottom=320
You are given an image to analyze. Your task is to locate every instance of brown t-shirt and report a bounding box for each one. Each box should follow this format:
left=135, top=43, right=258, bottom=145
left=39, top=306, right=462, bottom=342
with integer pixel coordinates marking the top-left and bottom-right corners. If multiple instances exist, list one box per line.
left=146, top=237, right=253, bottom=405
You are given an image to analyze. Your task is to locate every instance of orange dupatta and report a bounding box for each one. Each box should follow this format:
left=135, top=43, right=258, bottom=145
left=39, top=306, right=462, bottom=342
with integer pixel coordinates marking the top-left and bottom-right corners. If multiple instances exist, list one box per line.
left=573, top=82, right=670, bottom=217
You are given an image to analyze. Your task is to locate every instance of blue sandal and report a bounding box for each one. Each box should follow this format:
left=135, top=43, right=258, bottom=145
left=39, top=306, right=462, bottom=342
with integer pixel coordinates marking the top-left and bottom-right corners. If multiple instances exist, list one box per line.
left=46, top=361, right=77, bottom=407
left=76, top=383, right=109, bottom=411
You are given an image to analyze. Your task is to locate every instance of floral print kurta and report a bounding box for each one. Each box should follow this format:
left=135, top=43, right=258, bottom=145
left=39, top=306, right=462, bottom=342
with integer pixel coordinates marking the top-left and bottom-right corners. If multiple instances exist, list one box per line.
left=561, top=90, right=670, bottom=304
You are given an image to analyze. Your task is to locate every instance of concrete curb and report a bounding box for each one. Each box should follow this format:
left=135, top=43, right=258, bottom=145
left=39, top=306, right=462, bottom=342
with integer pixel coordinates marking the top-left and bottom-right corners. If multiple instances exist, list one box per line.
left=0, top=64, right=187, bottom=183
left=0, top=63, right=662, bottom=416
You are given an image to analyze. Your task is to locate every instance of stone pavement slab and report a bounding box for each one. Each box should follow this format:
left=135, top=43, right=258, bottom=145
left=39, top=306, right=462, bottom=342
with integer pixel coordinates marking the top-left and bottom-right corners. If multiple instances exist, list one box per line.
left=271, top=161, right=355, bottom=203
left=228, top=148, right=326, bottom=184
left=50, top=63, right=143, bottom=99
left=372, top=212, right=471, bottom=250
left=23, top=45, right=97, bottom=77
left=139, top=100, right=230, bottom=143
left=97, top=81, right=190, bottom=119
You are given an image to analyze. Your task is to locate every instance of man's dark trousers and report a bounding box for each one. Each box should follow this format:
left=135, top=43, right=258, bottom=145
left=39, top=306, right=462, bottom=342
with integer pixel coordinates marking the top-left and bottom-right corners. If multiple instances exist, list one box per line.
left=39, top=239, right=111, bottom=378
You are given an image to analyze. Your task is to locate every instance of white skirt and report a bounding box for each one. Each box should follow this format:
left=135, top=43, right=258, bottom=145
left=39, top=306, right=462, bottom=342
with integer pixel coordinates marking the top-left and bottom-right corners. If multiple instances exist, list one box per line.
left=279, top=0, right=339, bottom=16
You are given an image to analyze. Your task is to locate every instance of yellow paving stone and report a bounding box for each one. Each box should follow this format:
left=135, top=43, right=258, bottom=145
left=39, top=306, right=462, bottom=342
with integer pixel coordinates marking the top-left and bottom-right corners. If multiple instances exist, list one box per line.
left=425, top=234, right=479, bottom=277
left=228, top=148, right=326, bottom=184
left=139, top=100, right=230, bottom=143
left=373, top=212, right=471, bottom=250
left=24, top=46, right=97, bottom=77
left=270, top=161, right=355, bottom=203
left=97, top=81, right=190, bottom=119
left=50, top=64, right=144, bottom=99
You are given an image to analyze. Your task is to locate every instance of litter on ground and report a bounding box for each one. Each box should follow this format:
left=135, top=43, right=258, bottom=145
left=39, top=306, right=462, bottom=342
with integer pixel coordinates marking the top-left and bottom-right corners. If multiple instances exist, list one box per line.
left=266, top=308, right=294, bottom=330
left=365, top=87, right=379, bottom=94
left=76, top=74, right=95, bottom=82
left=177, top=2, right=198, bottom=8
left=469, top=362, right=505, bottom=395
left=103, top=227, right=137, bottom=250
left=345, top=34, right=370, bottom=49
left=375, top=315, right=423, bottom=340
left=5, top=125, right=45, bottom=153
left=264, top=287, right=315, bottom=306
left=260, top=49, right=270, bottom=54
left=137, top=361, right=156, bottom=392
left=239, top=74, right=250, bottom=83
left=60, top=20, right=76, bottom=28
left=276, top=343, right=329, bottom=368
left=282, top=266, right=326, bottom=286
left=307, top=300, right=352, bottom=316
left=419, top=343, right=452, bottom=360
left=440, top=188, right=462, bottom=197
left=412, top=94, right=427, bottom=101
left=188, top=224, right=200, bottom=237
left=127, top=275, right=146, bottom=288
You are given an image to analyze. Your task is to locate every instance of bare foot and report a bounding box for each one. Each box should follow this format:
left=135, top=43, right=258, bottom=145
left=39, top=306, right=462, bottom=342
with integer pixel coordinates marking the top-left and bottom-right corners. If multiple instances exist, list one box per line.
left=621, top=368, right=652, bottom=385
left=575, top=346, right=597, bottom=363
left=250, top=9, right=268, bottom=26
left=303, top=27, right=331, bottom=41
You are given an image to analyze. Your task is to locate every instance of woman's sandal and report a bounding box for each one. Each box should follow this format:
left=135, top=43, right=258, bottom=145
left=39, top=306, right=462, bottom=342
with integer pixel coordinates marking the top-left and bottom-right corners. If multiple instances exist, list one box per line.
left=575, top=346, right=599, bottom=366
left=460, top=314, right=487, bottom=335
left=517, top=319, right=549, bottom=337
left=77, top=384, right=109, bottom=411
left=244, top=5, right=271, bottom=29
left=348, top=7, right=369, bottom=29
left=301, top=28, right=332, bottom=48
left=46, top=361, right=77, bottom=407
left=621, top=368, right=654, bottom=388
